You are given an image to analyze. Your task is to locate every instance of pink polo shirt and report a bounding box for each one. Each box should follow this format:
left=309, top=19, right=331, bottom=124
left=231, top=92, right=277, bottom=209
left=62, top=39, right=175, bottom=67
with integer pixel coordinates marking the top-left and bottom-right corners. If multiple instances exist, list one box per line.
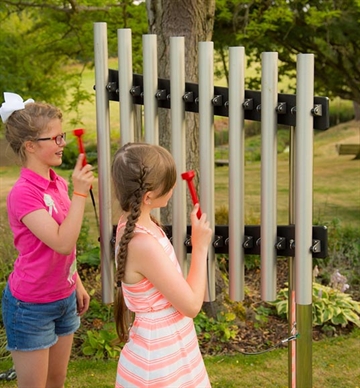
left=7, top=168, right=77, bottom=303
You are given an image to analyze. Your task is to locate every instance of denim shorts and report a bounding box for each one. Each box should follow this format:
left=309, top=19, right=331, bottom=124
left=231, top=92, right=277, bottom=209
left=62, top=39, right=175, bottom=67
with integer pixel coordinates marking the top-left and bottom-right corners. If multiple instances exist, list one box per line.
left=1, top=284, right=80, bottom=351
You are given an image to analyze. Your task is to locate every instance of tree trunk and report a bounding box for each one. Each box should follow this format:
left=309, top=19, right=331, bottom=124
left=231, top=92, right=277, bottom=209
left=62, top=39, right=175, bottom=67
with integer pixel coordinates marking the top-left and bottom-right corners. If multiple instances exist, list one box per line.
left=353, top=101, right=360, bottom=121
left=146, top=1, right=226, bottom=319
left=146, top=0, right=215, bottom=224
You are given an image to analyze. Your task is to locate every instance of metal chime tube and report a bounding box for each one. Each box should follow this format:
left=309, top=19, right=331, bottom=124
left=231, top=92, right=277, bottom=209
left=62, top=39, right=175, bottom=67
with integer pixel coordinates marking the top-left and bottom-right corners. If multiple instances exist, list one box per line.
left=170, top=37, right=188, bottom=275
left=143, top=34, right=159, bottom=145
left=295, top=53, right=314, bottom=388
left=94, top=22, right=114, bottom=304
left=142, top=34, right=160, bottom=219
left=228, top=46, right=246, bottom=301
left=198, top=41, right=216, bottom=301
left=118, top=28, right=135, bottom=145
left=260, top=52, right=278, bottom=301
left=288, top=126, right=297, bottom=388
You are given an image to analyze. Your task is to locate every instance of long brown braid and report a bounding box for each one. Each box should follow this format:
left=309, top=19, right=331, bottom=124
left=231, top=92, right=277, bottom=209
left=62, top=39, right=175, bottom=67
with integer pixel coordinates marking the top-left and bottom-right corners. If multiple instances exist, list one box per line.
left=111, top=143, right=177, bottom=341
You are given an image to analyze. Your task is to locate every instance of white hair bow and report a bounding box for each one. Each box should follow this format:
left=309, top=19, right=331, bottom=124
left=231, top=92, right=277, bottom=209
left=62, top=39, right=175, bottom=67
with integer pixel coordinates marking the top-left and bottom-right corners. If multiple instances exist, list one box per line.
left=0, top=92, right=35, bottom=123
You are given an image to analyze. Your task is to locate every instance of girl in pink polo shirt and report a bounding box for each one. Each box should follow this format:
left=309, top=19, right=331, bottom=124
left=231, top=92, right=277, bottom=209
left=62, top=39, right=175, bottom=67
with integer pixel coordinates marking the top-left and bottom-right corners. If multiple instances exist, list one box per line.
left=0, top=92, right=94, bottom=388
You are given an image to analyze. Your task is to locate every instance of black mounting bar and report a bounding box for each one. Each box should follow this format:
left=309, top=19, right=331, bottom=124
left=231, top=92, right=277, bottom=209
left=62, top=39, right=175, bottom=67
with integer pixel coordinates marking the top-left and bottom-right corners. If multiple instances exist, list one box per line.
left=111, top=224, right=328, bottom=259
left=105, top=69, right=330, bottom=130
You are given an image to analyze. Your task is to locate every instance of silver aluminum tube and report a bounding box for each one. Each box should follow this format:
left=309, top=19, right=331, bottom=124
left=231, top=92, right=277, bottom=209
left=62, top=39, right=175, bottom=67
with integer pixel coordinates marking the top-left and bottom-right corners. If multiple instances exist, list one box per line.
left=228, top=47, right=246, bottom=301
left=198, top=42, right=215, bottom=301
left=143, top=34, right=160, bottom=220
left=295, top=54, right=314, bottom=305
left=288, top=126, right=297, bottom=388
left=170, top=37, right=187, bottom=275
left=118, top=29, right=135, bottom=145
left=260, top=52, right=278, bottom=301
left=94, top=22, right=114, bottom=304
left=143, top=34, right=158, bottom=145
left=295, top=54, right=314, bottom=388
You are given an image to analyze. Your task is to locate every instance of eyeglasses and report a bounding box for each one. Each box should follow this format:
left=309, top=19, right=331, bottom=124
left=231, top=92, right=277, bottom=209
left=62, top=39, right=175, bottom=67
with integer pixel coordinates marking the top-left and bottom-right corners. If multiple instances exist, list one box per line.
left=36, top=132, right=66, bottom=146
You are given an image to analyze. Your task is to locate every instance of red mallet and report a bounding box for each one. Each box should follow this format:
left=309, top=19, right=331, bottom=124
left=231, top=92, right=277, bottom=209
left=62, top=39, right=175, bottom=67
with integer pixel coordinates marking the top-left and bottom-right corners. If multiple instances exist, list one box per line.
left=73, top=128, right=87, bottom=167
left=73, top=128, right=92, bottom=190
left=181, top=170, right=202, bottom=219
left=72, top=128, right=99, bottom=231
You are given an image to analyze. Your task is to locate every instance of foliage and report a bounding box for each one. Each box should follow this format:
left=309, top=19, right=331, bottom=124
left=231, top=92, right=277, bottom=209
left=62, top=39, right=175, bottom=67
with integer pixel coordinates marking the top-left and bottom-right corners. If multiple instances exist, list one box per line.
left=315, top=219, right=360, bottom=292
left=0, top=217, right=18, bottom=359
left=76, top=298, right=118, bottom=359
left=81, top=324, right=121, bottom=360
left=0, top=0, right=148, bottom=111
left=214, top=129, right=229, bottom=147
left=1, top=0, right=360, bottom=121
left=0, top=217, right=16, bottom=287
left=272, top=282, right=360, bottom=328
left=328, top=99, right=355, bottom=126
left=215, top=205, right=229, bottom=225
left=85, top=298, right=114, bottom=323
left=60, top=140, right=83, bottom=170
left=214, top=0, right=360, bottom=105
left=60, top=136, right=115, bottom=170
left=254, top=305, right=273, bottom=329
left=0, top=328, right=10, bottom=360
left=194, top=310, right=238, bottom=344
left=77, top=246, right=100, bottom=267
left=214, top=127, right=291, bottom=164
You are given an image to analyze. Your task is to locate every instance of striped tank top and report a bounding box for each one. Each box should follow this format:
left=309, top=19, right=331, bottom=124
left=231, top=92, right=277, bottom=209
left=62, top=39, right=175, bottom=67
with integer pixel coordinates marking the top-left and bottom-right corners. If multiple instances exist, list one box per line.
left=115, top=222, right=211, bottom=388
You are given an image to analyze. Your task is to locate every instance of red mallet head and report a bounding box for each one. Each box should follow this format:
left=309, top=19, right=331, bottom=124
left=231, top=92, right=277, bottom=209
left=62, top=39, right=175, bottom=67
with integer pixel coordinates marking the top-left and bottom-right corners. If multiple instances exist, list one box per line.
left=181, top=170, right=195, bottom=181
left=181, top=170, right=202, bottom=219
left=73, top=128, right=87, bottom=166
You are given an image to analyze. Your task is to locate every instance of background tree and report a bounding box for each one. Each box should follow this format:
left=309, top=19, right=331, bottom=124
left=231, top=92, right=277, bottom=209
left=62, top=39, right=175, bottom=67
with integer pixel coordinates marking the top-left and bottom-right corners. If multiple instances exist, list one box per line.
left=145, top=1, right=228, bottom=318
left=0, top=0, right=147, bottom=123
left=2, top=0, right=360, bottom=119
left=146, top=0, right=216, bottom=223
left=213, top=0, right=360, bottom=118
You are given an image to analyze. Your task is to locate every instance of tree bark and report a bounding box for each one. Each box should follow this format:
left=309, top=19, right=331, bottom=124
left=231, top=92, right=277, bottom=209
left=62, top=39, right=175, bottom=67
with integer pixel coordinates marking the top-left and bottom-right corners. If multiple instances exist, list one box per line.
left=353, top=101, right=360, bottom=121
left=146, top=0, right=215, bottom=224
left=145, top=1, right=224, bottom=319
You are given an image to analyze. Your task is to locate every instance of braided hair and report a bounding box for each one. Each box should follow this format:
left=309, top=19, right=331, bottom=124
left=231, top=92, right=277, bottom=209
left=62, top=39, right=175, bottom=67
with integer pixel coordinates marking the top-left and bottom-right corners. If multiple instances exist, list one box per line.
left=111, top=142, right=177, bottom=341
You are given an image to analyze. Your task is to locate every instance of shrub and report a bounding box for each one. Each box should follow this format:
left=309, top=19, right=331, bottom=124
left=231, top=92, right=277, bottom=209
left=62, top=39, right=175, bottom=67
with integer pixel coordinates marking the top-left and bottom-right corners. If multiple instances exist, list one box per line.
left=60, top=138, right=98, bottom=170
left=81, top=323, right=121, bottom=360
left=194, top=310, right=238, bottom=344
left=272, top=282, right=360, bottom=329
left=314, top=219, right=360, bottom=296
left=0, top=217, right=16, bottom=286
left=328, top=99, right=354, bottom=127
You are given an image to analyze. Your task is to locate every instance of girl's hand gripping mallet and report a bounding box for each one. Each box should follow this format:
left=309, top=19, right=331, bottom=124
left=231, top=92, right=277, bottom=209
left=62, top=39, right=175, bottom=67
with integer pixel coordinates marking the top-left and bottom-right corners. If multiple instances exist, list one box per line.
left=73, top=128, right=92, bottom=189
left=181, top=170, right=202, bottom=219
left=73, top=128, right=88, bottom=166
left=73, top=128, right=99, bottom=231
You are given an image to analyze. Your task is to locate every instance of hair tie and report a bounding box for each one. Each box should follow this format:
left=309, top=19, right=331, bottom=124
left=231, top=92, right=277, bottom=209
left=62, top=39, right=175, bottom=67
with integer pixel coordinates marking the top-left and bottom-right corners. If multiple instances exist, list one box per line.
left=0, top=92, right=34, bottom=123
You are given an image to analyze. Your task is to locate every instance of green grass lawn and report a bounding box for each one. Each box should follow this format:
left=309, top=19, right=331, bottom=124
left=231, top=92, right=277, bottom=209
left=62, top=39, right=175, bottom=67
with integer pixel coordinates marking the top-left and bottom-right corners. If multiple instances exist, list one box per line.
left=0, top=328, right=359, bottom=387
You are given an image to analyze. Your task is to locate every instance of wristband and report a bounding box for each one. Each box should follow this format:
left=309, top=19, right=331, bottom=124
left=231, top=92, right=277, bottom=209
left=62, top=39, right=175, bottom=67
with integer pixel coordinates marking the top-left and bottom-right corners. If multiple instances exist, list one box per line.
left=73, top=191, right=88, bottom=198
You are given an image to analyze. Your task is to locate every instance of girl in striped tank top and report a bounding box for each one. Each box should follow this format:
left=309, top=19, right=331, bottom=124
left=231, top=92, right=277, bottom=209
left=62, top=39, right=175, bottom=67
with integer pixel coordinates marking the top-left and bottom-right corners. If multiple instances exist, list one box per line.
left=111, top=143, right=212, bottom=387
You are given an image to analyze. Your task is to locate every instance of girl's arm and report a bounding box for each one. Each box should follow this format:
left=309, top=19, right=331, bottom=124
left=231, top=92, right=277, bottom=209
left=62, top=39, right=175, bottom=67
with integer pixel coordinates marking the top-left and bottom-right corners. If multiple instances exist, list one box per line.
left=22, top=154, right=94, bottom=255
left=128, top=205, right=212, bottom=318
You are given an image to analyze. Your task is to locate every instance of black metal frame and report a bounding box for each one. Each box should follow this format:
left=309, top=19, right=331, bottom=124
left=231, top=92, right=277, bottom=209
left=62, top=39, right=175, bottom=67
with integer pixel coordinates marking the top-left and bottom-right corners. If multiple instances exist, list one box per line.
left=104, top=69, right=330, bottom=130
left=111, top=224, right=328, bottom=259
left=163, top=224, right=328, bottom=259
left=106, top=69, right=329, bottom=259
